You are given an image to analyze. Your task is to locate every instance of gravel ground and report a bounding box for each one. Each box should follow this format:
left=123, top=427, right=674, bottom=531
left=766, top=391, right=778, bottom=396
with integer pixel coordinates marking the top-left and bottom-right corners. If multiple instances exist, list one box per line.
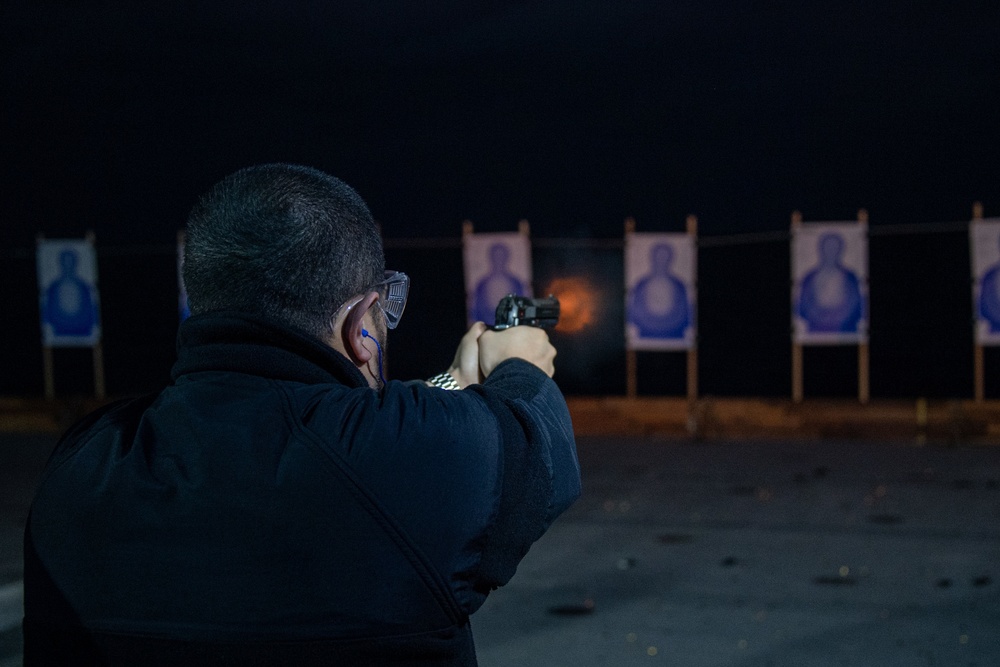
left=2, top=433, right=998, bottom=666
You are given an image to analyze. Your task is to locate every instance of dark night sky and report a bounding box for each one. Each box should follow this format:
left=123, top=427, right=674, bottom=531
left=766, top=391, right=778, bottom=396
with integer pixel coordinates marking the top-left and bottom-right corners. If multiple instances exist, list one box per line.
left=4, top=1, right=998, bottom=241
left=2, top=1, right=999, bottom=397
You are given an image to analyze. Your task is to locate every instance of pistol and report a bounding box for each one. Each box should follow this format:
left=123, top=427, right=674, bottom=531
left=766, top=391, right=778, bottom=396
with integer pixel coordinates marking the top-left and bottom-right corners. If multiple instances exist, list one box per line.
left=492, top=294, right=560, bottom=330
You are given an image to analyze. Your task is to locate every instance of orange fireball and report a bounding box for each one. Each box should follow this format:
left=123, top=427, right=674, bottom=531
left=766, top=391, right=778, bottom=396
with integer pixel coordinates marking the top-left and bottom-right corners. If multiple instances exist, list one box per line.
left=543, top=277, right=596, bottom=334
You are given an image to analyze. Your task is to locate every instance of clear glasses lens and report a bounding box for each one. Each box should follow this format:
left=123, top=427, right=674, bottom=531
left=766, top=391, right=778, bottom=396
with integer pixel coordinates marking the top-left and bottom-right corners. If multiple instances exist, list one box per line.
left=376, top=271, right=408, bottom=329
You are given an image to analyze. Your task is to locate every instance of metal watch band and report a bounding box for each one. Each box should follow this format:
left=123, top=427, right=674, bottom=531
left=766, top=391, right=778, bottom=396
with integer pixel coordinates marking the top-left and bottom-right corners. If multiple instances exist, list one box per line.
left=427, top=372, right=461, bottom=390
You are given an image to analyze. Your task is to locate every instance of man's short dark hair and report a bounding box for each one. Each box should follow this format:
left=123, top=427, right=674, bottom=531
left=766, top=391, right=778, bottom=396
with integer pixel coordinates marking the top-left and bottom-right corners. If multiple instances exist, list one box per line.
left=183, top=164, right=384, bottom=339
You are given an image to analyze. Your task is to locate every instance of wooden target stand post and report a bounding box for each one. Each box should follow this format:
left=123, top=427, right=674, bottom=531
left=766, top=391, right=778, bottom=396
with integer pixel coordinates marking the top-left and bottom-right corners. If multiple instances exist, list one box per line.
left=38, top=231, right=106, bottom=401
left=973, top=201, right=986, bottom=402
left=624, top=215, right=699, bottom=403
left=791, top=209, right=870, bottom=405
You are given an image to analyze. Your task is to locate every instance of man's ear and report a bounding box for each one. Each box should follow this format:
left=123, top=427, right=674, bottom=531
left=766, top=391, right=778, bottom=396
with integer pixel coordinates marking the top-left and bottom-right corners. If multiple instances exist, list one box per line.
left=340, top=291, right=380, bottom=365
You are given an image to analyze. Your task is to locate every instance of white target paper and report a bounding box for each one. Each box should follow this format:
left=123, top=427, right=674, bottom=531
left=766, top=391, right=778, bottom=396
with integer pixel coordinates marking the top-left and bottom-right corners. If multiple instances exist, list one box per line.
left=463, top=232, right=532, bottom=326
left=37, top=239, right=102, bottom=347
left=970, top=218, right=1000, bottom=345
left=792, top=222, right=868, bottom=345
left=625, top=232, right=696, bottom=351
left=177, top=233, right=190, bottom=321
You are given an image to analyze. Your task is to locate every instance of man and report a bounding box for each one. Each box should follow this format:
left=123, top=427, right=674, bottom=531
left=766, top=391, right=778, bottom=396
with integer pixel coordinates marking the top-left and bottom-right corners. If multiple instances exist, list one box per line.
left=24, top=164, right=581, bottom=665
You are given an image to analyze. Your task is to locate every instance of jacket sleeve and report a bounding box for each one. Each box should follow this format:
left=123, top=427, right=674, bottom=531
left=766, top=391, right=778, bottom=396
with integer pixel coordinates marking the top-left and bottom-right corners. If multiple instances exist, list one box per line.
left=305, top=359, right=579, bottom=613
left=464, top=358, right=581, bottom=592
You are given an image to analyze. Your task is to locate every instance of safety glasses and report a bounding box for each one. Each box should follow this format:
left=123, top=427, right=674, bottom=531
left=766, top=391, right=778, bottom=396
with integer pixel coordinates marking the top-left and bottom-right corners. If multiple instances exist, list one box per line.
left=370, top=270, right=409, bottom=329
left=330, top=270, right=410, bottom=333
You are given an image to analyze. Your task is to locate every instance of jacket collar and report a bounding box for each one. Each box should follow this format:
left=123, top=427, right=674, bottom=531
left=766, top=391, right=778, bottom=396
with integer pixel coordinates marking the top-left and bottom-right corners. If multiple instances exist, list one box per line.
left=171, top=311, right=369, bottom=388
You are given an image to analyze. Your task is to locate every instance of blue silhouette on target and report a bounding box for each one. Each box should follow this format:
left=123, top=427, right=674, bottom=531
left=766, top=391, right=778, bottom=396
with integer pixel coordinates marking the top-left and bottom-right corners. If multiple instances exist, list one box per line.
left=472, top=243, right=526, bottom=325
left=978, top=237, right=1000, bottom=331
left=797, top=233, right=863, bottom=333
left=44, top=249, right=97, bottom=336
left=628, top=242, right=691, bottom=339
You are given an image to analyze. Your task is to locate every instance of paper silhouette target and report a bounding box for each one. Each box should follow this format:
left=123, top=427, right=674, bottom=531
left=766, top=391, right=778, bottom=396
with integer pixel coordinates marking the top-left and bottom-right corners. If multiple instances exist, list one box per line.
left=792, top=223, right=868, bottom=345
left=625, top=233, right=696, bottom=351
left=37, top=239, right=102, bottom=347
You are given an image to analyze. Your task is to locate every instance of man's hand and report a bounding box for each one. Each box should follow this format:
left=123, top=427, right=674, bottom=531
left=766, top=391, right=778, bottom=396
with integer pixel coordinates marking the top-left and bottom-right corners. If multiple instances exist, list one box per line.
left=479, top=325, right=556, bottom=378
left=444, top=322, right=488, bottom=388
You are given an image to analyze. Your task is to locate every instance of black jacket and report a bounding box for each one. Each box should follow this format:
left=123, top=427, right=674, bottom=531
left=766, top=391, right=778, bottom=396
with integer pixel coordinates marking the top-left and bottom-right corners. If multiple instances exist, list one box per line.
left=24, top=313, right=580, bottom=666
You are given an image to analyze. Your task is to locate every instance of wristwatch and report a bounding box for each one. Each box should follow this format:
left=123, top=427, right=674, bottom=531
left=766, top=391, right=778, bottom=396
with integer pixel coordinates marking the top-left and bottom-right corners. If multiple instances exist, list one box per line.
left=426, top=372, right=461, bottom=390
